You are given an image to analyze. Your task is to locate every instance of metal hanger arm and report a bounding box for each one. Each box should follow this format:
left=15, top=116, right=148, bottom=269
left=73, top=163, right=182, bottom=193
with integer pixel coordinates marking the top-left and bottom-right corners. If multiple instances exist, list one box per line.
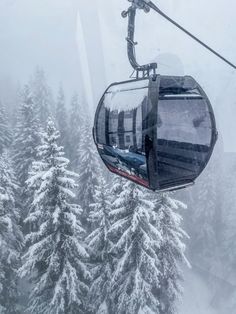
left=122, top=2, right=158, bottom=77
left=126, top=7, right=157, bottom=73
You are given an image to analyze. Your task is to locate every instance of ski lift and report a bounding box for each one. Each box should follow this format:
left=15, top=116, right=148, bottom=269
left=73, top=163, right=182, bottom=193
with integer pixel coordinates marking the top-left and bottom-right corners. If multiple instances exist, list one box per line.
left=93, top=0, right=236, bottom=191
left=94, top=75, right=217, bottom=191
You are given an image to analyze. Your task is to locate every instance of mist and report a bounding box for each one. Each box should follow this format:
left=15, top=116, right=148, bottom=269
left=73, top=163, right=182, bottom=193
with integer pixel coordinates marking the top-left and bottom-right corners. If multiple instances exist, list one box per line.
left=0, top=1, right=236, bottom=313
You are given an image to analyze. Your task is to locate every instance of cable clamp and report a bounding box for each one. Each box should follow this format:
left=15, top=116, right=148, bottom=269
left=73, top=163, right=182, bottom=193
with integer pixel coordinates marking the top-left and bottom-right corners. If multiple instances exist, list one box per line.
left=126, top=37, right=138, bottom=46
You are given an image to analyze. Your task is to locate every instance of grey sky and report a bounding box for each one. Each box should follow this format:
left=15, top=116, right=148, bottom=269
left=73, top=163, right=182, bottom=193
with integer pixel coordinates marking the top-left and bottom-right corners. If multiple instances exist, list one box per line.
left=78, top=0, right=236, bottom=151
left=0, top=0, right=80, bottom=96
left=0, top=0, right=236, bottom=151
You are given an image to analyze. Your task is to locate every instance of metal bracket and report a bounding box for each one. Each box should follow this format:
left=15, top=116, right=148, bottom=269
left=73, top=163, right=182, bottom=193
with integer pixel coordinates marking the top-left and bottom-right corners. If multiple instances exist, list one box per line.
left=122, top=0, right=157, bottom=78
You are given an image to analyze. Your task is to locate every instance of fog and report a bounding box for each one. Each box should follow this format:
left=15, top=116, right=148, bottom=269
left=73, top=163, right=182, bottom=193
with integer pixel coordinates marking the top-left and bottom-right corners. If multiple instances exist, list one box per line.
left=1, top=0, right=236, bottom=150
left=0, top=0, right=80, bottom=95
left=1, top=1, right=236, bottom=313
left=78, top=0, right=236, bottom=151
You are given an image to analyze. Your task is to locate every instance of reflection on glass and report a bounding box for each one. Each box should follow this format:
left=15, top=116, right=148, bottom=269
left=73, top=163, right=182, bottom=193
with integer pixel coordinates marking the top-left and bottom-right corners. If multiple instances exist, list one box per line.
left=157, top=96, right=212, bottom=185
left=158, top=98, right=211, bottom=145
left=98, top=146, right=148, bottom=186
left=103, top=80, right=149, bottom=112
left=96, top=79, right=150, bottom=187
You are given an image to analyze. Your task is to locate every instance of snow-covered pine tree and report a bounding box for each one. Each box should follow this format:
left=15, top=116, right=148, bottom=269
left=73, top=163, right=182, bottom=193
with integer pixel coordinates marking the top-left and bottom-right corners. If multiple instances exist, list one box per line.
left=77, top=117, right=101, bottom=232
left=109, top=176, right=126, bottom=202
left=189, top=169, right=218, bottom=267
left=219, top=151, right=236, bottom=312
left=13, top=85, right=41, bottom=187
left=187, top=143, right=223, bottom=271
left=20, top=118, right=90, bottom=314
left=68, top=93, right=83, bottom=170
left=30, top=68, right=54, bottom=126
left=56, top=85, right=69, bottom=155
left=0, top=102, right=12, bottom=154
left=153, top=193, right=189, bottom=314
left=0, top=152, right=23, bottom=314
left=219, top=185, right=236, bottom=313
left=108, top=180, right=163, bottom=314
left=86, top=178, right=113, bottom=314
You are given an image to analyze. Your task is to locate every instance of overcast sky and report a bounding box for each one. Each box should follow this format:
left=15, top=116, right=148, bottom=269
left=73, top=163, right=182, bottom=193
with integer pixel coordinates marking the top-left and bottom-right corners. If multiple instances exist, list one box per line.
left=0, top=0, right=80, bottom=95
left=0, top=0, right=236, bottom=151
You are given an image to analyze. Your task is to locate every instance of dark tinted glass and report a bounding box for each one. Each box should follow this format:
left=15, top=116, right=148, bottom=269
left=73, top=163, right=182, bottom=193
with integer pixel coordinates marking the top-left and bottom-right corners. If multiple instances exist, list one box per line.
left=135, top=106, right=142, bottom=151
left=95, top=79, right=150, bottom=187
left=157, top=90, right=213, bottom=186
left=96, top=105, right=106, bottom=145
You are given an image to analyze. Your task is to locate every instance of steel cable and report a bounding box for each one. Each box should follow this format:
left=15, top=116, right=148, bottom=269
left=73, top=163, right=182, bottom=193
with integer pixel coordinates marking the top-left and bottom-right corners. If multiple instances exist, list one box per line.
left=147, top=1, right=236, bottom=70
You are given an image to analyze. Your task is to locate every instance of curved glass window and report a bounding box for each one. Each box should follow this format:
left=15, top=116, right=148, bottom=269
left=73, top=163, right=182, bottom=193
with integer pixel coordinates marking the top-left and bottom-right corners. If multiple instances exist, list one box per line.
left=95, top=75, right=217, bottom=191
left=95, top=79, right=150, bottom=187
left=157, top=77, right=214, bottom=187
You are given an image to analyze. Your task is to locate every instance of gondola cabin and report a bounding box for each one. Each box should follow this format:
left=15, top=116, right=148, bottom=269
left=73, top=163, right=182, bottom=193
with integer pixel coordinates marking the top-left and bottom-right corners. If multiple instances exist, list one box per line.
left=93, top=75, right=217, bottom=191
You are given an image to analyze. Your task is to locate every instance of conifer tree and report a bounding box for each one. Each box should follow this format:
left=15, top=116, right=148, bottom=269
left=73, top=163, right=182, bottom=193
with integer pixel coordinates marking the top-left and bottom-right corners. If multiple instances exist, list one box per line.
left=153, top=193, right=189, bottom=314
left=190, top=170, right=218, bottom=266
left=56, top=85, right=69, bottom=154
left=86, top=178, right=113, bottom=314
left=69, top=93, right=83, bottom=170
left=0, top=102, right=12, bottom=154
left=13, top=85, right=41, bottom=188
left=108, top=180, right=163, bottom=314
left=77, top=118, right=101, bottom=232
left=187, top=148, right=223, bottom=271
left=20, top=118, right=90, bottom=314
left=222, top=199, right=236, bottom=313
left=0, top=152, right=23, bottom=314
left=30, top=68, right=54, bottom=126
left=220, top=153, right=236, bottom=312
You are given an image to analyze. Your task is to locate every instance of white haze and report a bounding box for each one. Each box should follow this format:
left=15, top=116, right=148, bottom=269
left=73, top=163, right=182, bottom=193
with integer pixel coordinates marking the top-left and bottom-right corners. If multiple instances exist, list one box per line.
left=0, top=1, right=236, bottom=313
left=77, top=0, right=236, bottom=152
left=0, top=0, right=236, bottom=151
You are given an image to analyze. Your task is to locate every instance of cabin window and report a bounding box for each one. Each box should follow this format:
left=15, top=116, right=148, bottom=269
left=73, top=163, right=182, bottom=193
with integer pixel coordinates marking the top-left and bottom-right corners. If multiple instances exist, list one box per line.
left=157, top=95, right=212, bottom=185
